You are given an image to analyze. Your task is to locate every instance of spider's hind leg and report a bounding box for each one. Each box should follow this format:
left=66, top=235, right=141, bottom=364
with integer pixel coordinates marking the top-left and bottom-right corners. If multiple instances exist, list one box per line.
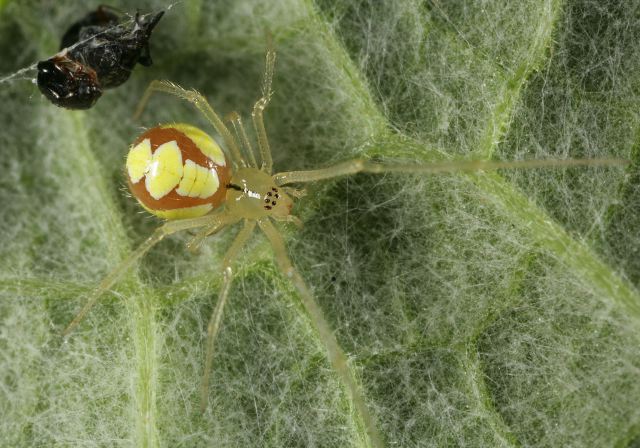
left=63, top=214, right=221, bottom=337
left=187, top=215, right=239, bottom=254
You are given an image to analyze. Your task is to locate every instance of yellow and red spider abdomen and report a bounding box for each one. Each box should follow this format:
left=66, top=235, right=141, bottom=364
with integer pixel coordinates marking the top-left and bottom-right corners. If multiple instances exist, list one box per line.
left=126, top=123, right=231, bottom=220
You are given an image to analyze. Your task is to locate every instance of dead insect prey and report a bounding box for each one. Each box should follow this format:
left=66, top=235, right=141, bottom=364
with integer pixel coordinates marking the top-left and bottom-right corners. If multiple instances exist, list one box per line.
left=36, top=6, right=164, bottom=109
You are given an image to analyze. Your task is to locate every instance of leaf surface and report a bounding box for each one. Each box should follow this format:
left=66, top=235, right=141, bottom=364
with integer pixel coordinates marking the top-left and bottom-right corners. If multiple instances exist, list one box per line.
left=1, top=0, right=639, bottom=446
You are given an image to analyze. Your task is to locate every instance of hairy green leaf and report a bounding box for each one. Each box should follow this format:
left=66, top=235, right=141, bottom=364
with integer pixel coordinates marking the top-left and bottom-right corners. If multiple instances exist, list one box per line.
left=1, top=0, right=639, bottom=446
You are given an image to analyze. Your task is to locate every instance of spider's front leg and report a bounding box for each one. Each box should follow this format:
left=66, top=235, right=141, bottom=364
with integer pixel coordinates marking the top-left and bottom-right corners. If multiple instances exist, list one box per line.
left=258, top=218, right=383, bottom=448
left=271, top=214, right=303, bottom=228
left=272, top=157, right=630, bottom=185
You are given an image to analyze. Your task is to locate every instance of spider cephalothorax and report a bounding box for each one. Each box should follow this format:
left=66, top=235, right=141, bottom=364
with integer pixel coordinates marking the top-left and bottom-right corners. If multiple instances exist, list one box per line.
left=225, top=170, right=294, bottom=218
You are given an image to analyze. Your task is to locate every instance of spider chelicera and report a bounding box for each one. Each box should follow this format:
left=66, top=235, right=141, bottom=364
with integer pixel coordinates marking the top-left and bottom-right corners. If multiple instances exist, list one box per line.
left=61, top=45, right=627, bottom=447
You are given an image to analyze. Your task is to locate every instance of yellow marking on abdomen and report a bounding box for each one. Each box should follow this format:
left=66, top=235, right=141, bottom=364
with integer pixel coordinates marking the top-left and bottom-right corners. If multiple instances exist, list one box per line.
left=140, top=202, right=213, bottom=220
left=145, top=141, right=183, bottom=200
left=126, top=138, right=152, bottom=183
left=170, top=123, right=226, bottom=166
left=198, top=167, right=219, bottom=198
left=176, top=159, right=198, bottom=196
left=176, top=159, right=220, bottom=199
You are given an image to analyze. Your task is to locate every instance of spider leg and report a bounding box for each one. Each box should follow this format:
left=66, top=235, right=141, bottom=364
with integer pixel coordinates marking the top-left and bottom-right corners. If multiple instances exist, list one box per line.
left=271, top=214, right=303, bottom=228
left=133, top=80, right=246, bottom=168
left=186, top=215, right=240, bottom=254
left=252, top=43, right=276, bottom=174
left=257, top=218, right=383, bottom=448
left=273, top=157, right=629, bottom=185
left=200, top=219, right=256, bottom=413
left=63, top=213, right=225, bottom=337
left=283, top=186, right=306, bottom=199
left=226, top=111, right=258, bottom=168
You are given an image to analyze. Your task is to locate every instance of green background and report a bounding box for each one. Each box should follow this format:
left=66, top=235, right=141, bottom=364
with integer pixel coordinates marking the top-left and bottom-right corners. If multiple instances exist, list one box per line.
left=1, top=0, right=639, bottom=446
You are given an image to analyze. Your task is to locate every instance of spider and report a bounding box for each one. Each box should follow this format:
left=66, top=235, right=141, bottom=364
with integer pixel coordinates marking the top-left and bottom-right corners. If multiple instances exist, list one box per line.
left=60, top=45, right=627, bottom=447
